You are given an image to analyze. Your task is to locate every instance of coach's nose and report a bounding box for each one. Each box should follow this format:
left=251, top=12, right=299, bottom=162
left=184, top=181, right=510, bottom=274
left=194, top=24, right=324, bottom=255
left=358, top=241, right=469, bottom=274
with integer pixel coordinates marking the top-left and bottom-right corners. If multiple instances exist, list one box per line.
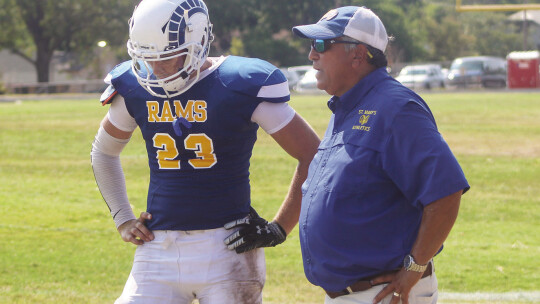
left=308, top=47, right=320, bottom=62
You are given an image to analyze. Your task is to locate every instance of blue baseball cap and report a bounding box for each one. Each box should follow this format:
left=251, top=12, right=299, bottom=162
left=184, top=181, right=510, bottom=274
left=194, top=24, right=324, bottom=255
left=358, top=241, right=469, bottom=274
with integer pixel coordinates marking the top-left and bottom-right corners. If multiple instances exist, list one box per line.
left=292, top=6, right=388, bottom=52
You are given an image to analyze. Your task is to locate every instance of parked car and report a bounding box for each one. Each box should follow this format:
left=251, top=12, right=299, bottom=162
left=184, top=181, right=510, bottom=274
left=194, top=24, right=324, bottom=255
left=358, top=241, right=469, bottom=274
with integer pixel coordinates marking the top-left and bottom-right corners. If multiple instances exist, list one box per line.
left=281, top=65, right=312, bottom=90
left=279, top=68, right=297, bottom=90
left=395, top=64, right=446, bottom=90
left=294, top=68, right=323, bottom=93
left=446, top=56, right=507, bottom=88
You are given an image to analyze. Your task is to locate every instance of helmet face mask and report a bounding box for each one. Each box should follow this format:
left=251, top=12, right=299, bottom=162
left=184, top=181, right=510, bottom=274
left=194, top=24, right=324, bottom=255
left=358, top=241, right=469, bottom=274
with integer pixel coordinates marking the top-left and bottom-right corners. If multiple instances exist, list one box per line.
left=127, top=0, right=213, bottom=98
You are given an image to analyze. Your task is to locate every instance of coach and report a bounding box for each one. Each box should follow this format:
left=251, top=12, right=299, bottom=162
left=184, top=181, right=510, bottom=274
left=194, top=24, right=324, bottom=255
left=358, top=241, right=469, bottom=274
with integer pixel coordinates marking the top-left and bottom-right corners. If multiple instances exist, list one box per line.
left=292, top=6, right=470, bottom=304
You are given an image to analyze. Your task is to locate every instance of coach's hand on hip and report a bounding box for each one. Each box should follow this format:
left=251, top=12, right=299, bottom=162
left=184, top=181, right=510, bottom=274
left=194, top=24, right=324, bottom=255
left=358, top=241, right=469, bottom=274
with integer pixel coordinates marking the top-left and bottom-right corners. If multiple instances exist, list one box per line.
left=224, top=207, right=286, bottom=253
left=370, top=267, right=424, bottom=304
left=117, top=212, right=155, bottom=245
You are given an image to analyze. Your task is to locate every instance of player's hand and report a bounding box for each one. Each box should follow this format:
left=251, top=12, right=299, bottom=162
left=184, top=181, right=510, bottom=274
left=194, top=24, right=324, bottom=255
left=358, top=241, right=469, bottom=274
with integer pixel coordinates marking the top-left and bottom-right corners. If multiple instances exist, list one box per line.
left=117, top=212, right=155, bottom=245
left=371, top=268, right=423, bottom=304
left=223, top=207, right=286, bottom=253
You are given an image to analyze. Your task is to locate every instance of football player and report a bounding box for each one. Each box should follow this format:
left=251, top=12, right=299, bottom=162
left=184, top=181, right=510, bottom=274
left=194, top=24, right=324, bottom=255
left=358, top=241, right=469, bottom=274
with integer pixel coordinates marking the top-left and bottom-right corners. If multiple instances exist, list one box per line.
left=90, top=0, right=320, bottom=303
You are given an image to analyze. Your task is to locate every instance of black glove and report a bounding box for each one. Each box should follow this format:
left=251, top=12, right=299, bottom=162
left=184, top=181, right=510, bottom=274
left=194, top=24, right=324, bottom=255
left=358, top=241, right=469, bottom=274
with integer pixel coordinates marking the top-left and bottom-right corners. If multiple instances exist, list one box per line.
left=223, top=206, right=286, bottom=253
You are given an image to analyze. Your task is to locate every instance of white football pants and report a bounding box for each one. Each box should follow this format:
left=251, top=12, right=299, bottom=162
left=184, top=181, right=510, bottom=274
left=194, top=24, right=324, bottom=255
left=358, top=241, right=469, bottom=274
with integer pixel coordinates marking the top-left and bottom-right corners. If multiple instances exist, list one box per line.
left=115, top=228, right=266, bottom=304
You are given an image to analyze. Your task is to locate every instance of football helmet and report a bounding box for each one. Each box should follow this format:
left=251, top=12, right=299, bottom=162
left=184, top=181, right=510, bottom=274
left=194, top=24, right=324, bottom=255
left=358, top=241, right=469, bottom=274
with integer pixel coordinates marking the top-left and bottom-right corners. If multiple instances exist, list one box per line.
left=127, top=0, right=213, bottom=98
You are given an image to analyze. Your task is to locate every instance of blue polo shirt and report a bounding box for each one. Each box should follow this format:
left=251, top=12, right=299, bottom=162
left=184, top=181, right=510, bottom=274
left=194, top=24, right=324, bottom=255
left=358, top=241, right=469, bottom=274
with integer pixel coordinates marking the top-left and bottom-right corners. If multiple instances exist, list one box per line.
left=299, top=67, right=469, bottom=292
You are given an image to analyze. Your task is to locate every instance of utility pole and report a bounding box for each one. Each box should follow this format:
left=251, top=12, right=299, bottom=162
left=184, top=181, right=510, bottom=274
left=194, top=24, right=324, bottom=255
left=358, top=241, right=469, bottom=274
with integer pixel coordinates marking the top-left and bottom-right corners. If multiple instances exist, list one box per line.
left=524, top=0, right=529, bottom=50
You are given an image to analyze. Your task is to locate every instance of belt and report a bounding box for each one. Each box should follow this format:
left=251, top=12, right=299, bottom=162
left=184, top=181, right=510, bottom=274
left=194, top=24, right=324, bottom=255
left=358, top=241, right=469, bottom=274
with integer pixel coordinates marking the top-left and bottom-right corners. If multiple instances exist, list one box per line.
left=325, top=262, right=433, bottom=299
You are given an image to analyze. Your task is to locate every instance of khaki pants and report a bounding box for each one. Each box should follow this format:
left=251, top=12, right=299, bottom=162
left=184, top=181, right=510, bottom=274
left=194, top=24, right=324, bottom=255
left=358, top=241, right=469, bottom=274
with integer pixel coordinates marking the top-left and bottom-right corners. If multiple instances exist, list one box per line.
left=325, top=273, right=438, bottom=304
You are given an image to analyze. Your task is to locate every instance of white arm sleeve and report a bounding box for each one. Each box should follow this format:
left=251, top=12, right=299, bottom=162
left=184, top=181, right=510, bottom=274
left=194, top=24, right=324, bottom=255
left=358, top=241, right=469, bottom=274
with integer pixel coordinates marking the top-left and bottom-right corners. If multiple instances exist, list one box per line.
left=90, top=127, right=136, bottom=228
left=107, top=95, right=138, bottom=132
left=251, top=102, right=296, bottom=134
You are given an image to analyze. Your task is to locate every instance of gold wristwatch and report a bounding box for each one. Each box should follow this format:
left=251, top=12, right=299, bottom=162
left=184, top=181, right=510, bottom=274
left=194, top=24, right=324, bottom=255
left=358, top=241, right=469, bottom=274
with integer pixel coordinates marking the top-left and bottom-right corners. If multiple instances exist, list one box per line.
left=403, top=254, right=428, bottom=272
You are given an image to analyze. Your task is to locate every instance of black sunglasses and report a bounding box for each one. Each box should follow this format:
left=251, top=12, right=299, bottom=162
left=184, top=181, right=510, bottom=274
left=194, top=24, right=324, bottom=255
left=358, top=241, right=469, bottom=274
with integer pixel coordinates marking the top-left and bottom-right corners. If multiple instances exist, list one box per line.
left=311, top=39, right=360, bottom=53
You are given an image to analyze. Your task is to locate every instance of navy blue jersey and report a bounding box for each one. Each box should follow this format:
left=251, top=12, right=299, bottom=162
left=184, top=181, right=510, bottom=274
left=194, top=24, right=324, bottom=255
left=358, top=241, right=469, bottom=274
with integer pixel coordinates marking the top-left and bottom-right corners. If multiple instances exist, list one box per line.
left=106, top=56, right=289, bottom=230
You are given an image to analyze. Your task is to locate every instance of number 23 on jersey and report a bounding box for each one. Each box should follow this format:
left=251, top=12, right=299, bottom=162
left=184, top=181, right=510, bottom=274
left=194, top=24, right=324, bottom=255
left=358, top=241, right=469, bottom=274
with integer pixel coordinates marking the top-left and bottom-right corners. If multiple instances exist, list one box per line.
left=153, top=133, right=217, bottom=169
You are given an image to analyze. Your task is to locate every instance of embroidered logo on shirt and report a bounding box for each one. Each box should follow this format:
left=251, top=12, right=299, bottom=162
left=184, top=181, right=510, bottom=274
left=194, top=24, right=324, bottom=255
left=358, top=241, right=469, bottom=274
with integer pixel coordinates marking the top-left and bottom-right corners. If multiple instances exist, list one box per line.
left=359, top=115, right=369, bottom=125
left=352, top=109, right=376, bottom=132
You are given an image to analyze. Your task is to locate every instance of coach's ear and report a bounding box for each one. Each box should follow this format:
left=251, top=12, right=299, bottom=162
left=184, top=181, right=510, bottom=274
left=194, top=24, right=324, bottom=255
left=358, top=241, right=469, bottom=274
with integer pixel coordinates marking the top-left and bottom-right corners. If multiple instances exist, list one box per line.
left=351, top=45, right=364, bottom=69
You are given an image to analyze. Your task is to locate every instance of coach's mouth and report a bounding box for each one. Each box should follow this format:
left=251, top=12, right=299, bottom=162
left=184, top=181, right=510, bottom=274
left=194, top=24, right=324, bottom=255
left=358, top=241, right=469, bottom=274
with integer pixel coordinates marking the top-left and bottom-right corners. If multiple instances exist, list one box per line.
left=313, top=68, right=322, bottom=79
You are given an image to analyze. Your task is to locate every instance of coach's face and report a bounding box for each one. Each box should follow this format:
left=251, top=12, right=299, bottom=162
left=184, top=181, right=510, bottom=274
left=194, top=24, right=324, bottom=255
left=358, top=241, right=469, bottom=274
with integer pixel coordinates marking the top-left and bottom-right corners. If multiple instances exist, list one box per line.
left=308, top=38, right=362, bottom=97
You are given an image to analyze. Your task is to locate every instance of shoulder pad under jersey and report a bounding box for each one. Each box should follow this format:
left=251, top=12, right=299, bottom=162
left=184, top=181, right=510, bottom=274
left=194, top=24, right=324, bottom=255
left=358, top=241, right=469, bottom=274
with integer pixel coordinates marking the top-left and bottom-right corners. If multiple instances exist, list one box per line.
left=219, top=56, right=290, bottom=103
left=100, top=84, right=118, bottom=106
left=100, top=61, right=140, bottom=105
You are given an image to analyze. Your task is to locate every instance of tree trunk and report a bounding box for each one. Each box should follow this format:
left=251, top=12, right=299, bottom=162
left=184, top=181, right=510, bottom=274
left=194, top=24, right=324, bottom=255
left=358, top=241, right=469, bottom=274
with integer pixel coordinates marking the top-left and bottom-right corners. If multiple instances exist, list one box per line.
left=35, top=47, right=53, bottom=83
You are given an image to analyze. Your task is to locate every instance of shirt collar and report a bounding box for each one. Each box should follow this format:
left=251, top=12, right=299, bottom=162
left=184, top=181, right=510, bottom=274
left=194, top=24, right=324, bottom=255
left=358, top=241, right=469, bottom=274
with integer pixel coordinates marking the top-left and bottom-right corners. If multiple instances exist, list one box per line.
left=329, top=67, right=389, bottom=113
left=327, top=95, right=340, bottom=112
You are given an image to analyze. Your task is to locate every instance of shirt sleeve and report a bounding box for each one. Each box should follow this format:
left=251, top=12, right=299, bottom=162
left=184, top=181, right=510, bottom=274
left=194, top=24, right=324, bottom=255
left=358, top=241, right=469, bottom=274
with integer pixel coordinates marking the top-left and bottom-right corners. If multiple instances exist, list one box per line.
left=107, top=95, right=138, bottom=132
left=251, top=101, right=296, bottom=134
left=256, top=69, right=290, bottom=101
left=219, top=56, right=290, bottom=103
left=382, top=101, right=469, bottom=209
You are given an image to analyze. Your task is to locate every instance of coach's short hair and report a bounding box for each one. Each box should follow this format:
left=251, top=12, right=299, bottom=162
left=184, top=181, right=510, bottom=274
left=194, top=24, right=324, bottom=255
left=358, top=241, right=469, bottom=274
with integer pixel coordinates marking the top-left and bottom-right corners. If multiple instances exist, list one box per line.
left=342, top=36, right=388, bottom=69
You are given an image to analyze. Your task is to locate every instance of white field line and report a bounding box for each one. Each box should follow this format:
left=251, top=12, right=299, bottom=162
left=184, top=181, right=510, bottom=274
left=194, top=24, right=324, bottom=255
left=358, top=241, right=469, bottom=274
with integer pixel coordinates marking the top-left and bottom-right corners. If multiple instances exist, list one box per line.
left=261, top=292, right=540, bottom=304
left=439, top=291, right=540, bottom=303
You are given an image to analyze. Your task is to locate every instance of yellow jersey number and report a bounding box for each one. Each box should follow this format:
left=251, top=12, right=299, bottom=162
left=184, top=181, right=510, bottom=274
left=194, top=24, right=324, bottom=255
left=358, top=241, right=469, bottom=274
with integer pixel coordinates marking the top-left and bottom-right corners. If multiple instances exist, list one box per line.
left=152, top=133, right=217, bottom=170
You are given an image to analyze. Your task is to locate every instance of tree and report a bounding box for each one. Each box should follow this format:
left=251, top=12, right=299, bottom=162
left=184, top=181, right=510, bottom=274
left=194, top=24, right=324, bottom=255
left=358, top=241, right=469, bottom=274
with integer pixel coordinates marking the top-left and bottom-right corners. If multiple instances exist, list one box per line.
left=0, top=0, right=526, bottom=82
left=207, top=0, right=428, bottom=66
left=459, top=11, right=522, bottom=57
left=206, top=0, right=335, bottom=66
left=0, top=0, right=135, bottom=82
left=421, top=3, right=522, bottom=61
left=205, top=0, right=258, bottom=54
left=422, top=4, right=476, bottom=63
left=349, top=0, right=426, bottom=64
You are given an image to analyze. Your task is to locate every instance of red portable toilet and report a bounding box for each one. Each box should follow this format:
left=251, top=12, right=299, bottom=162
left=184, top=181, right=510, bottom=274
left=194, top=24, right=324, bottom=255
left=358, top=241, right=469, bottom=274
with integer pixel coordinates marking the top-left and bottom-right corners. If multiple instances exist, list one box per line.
left=507, top=51, right=540, bottom=89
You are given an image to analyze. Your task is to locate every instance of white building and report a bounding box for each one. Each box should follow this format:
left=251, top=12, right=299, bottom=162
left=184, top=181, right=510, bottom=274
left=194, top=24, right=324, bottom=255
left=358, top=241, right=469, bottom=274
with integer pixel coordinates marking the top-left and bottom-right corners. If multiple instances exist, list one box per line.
left=508, top=10, right=540, bottom=50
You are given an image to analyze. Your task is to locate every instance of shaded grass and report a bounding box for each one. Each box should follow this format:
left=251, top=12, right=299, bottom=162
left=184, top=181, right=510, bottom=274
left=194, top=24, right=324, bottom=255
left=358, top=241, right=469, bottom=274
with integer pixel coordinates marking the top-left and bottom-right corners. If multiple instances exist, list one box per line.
left=0, top=91, right=539, bottom=303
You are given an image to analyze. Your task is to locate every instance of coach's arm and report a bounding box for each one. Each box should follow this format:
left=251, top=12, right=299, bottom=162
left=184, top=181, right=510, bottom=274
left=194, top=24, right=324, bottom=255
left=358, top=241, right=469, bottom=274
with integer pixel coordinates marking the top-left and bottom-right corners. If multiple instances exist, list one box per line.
left=372, top=190, right=463, bottom=304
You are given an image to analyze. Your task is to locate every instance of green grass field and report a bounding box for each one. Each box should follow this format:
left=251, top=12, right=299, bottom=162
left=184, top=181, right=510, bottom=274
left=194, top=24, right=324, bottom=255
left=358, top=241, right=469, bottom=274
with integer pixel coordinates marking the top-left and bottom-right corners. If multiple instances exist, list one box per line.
left=0, top=91, right=539, bottom=303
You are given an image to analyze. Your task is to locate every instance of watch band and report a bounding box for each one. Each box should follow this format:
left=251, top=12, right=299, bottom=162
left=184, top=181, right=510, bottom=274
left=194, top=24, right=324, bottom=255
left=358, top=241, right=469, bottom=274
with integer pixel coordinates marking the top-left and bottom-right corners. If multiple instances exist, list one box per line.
left=404, top=254, right=428, bottom=272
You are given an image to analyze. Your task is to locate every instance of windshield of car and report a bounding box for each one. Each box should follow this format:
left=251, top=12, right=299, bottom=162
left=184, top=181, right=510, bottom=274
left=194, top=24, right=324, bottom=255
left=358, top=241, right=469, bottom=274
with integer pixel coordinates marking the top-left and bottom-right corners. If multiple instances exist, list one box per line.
left=399, top=68, right=428, bottom=76
left=299, top=68, right=317, bottom=84
left=450, top=60, right=483, bottom=71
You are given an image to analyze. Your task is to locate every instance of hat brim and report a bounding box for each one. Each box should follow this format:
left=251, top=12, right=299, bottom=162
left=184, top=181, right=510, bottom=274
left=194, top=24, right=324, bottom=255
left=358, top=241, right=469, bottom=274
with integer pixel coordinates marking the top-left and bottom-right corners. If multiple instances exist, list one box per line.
left=292, top=24, right=341, bottom=40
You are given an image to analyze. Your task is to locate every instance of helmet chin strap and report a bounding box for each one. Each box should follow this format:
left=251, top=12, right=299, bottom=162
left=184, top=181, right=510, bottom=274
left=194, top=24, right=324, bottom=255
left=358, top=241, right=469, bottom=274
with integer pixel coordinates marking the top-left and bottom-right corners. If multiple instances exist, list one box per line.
left=162, top=67, right=200, bottom=98
left=162, top=77, right=186, bottom=98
